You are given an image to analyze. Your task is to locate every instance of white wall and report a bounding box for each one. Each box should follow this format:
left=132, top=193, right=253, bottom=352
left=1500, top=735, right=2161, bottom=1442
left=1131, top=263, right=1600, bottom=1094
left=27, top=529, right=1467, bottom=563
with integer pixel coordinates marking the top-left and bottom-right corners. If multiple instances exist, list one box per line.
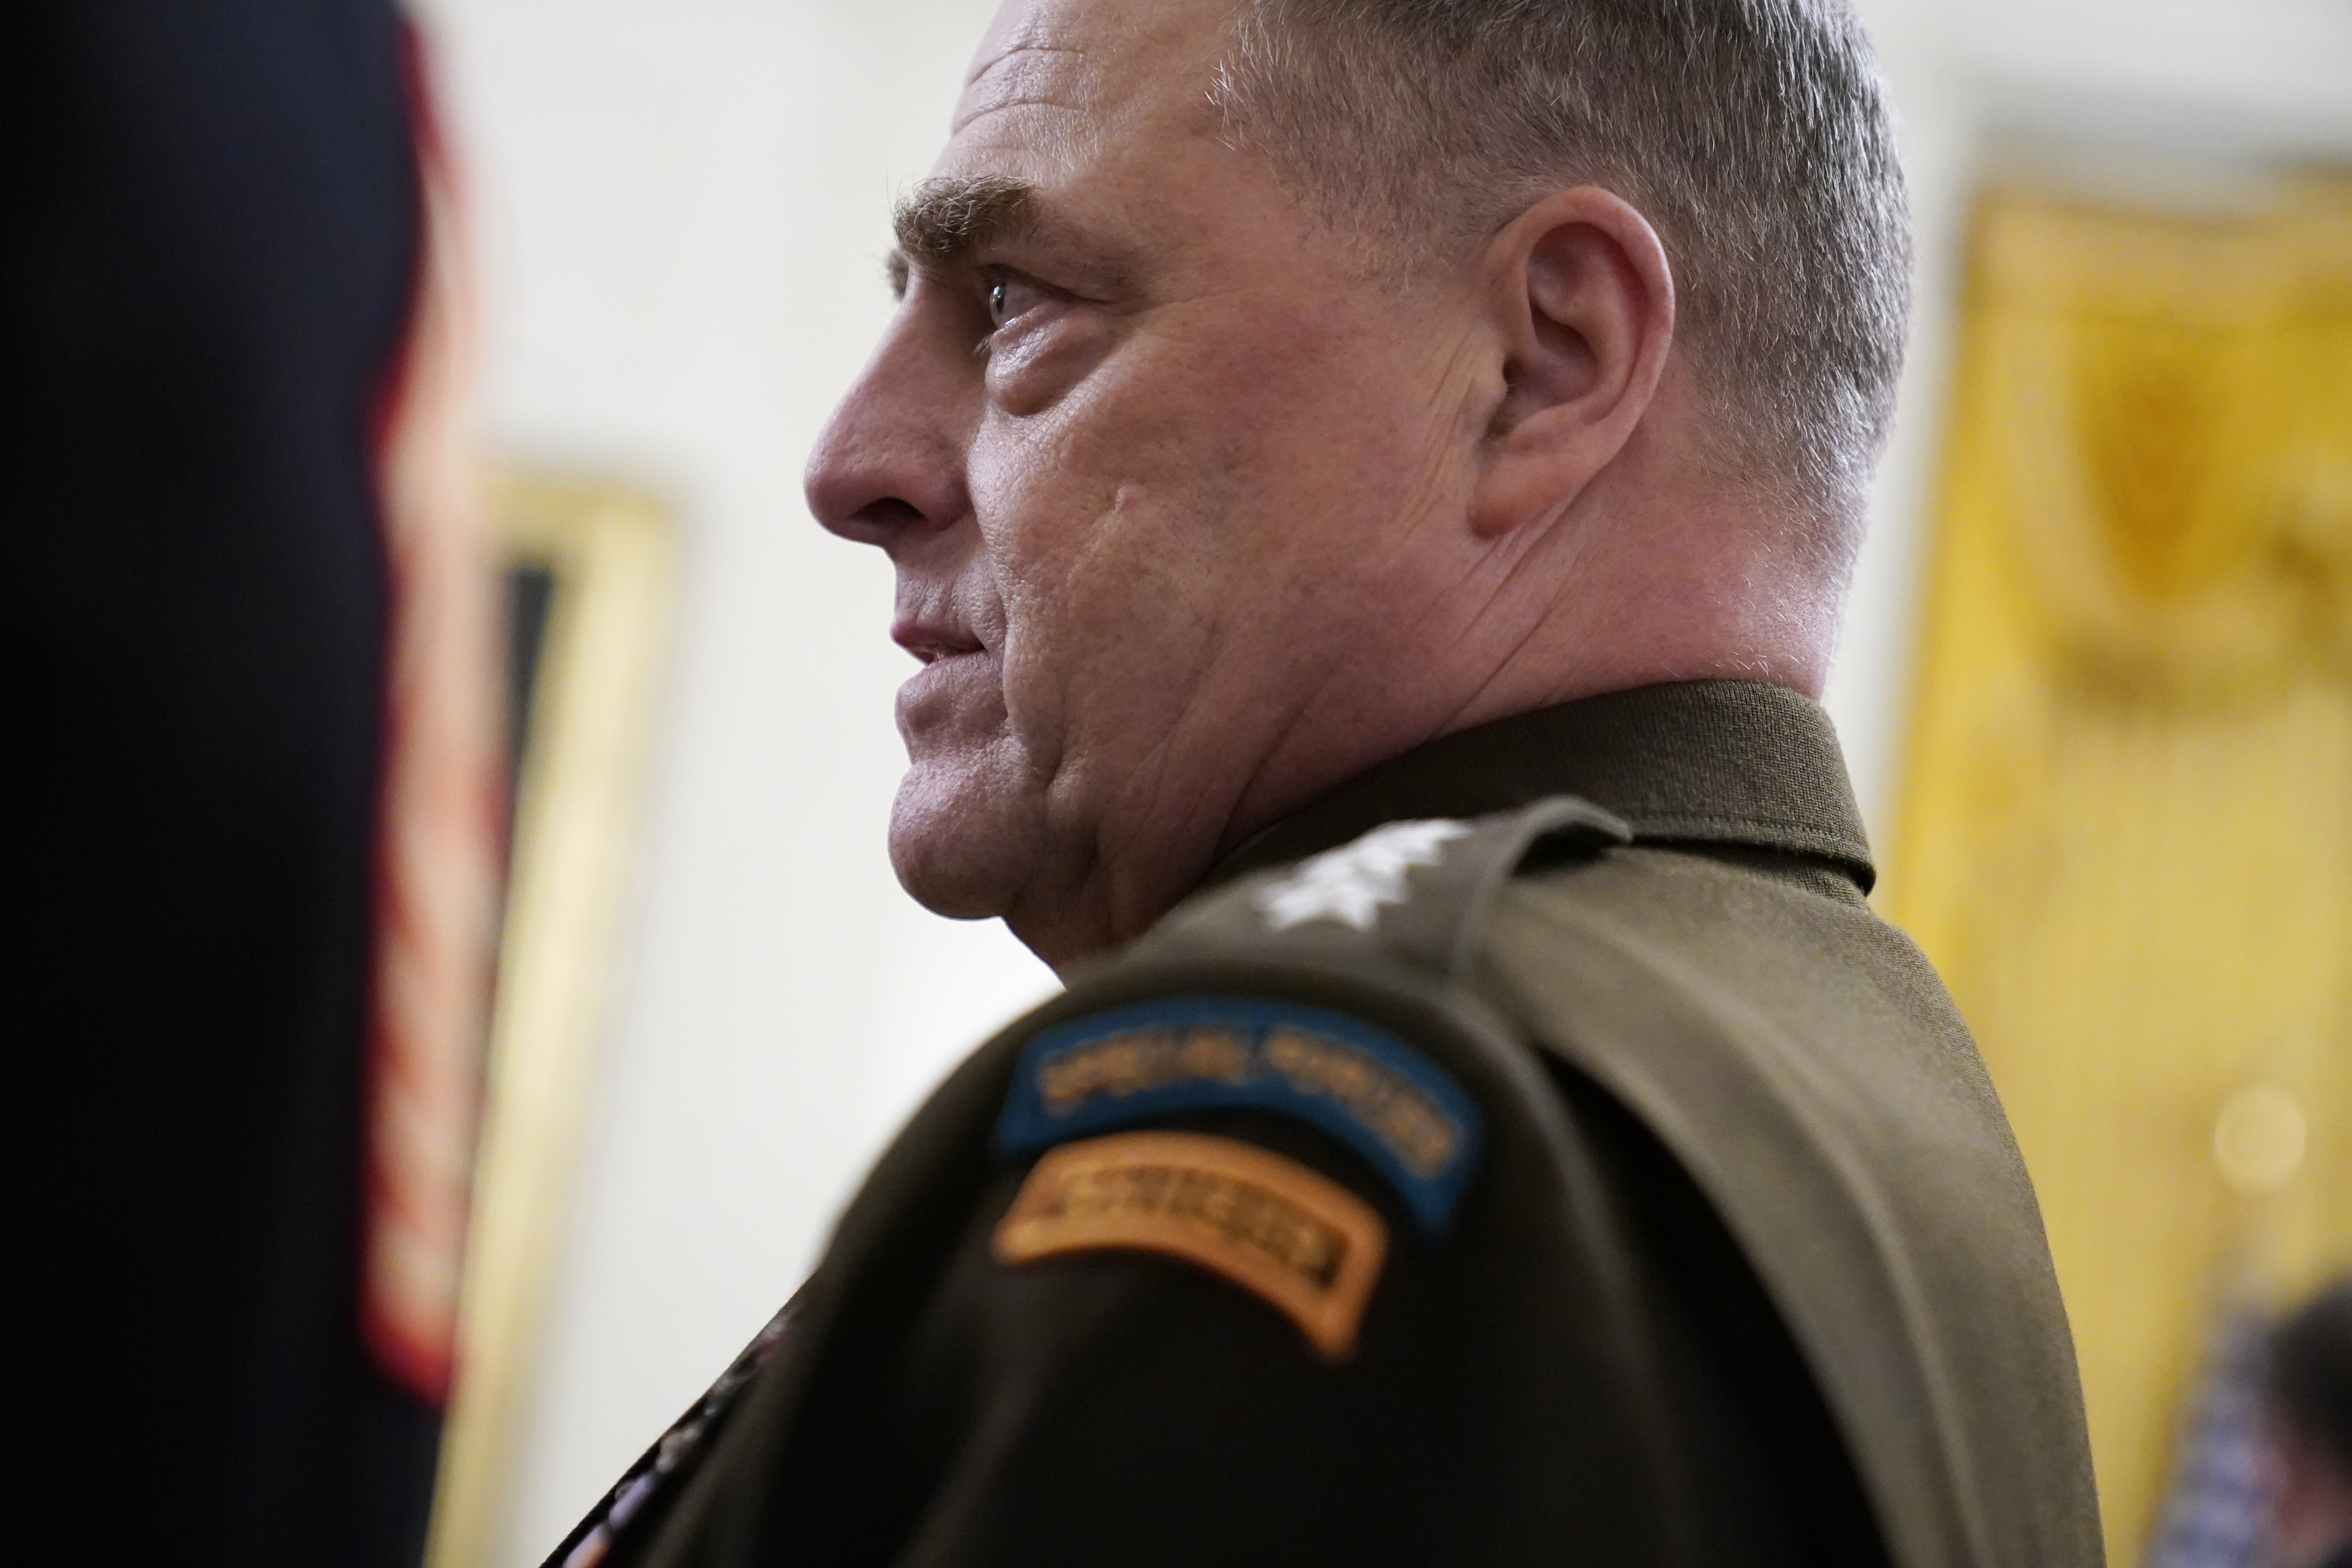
left=419, top=0, right=2352, bottom=1559
left=419, top=2, right=1045, bottom=1558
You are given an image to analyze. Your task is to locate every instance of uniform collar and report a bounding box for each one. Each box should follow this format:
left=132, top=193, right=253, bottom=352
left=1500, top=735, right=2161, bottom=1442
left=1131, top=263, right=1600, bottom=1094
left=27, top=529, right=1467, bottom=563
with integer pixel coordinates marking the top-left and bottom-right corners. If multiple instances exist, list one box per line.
left=1207, top=679, right=1875, bottom=895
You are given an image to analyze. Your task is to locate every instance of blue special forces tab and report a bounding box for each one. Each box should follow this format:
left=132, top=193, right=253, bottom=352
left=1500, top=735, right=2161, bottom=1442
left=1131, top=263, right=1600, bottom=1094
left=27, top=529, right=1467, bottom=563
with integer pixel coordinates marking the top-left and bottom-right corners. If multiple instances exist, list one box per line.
left=994, top=995, right=1485, bottom=1239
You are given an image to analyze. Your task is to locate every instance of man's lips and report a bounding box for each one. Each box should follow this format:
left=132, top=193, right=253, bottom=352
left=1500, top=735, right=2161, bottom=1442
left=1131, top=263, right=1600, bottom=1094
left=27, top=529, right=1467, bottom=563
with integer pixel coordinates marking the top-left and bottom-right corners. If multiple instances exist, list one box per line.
left=890, top=610, right=1003, bottom=743
left=891, top=616, right=985, bottom=665
left=895, top=641, right=1001, bottom=742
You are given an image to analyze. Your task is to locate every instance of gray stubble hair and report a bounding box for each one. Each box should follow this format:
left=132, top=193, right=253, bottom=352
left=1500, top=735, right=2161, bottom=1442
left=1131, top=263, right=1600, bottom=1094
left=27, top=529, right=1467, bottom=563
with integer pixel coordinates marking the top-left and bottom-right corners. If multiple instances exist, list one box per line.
left=1210, top=0, right=1913, bottom=573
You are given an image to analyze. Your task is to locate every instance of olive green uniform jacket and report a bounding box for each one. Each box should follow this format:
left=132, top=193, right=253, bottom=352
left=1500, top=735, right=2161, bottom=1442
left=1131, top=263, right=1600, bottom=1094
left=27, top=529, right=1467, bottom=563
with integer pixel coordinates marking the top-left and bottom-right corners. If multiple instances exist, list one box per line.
left=548, top=680, right=2100, bottom=1568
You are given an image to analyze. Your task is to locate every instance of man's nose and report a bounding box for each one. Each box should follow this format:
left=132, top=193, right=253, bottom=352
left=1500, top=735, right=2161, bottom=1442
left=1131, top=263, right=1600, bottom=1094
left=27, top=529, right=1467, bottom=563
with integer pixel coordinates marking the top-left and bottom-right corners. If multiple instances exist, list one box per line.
left=805, top=319, right=972, bottom=550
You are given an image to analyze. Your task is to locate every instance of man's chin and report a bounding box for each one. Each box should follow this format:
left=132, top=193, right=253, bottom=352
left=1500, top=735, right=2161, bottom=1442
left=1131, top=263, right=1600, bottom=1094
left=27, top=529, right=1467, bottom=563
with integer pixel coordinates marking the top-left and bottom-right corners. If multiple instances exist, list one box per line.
left=886, top=759, right=1047, bottom=922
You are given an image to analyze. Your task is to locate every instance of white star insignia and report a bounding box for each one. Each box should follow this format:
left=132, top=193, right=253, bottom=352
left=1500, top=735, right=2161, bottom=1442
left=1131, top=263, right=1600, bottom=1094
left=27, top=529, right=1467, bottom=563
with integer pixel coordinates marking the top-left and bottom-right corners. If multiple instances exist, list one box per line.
left=1251, top=818, right=1472, bottom=932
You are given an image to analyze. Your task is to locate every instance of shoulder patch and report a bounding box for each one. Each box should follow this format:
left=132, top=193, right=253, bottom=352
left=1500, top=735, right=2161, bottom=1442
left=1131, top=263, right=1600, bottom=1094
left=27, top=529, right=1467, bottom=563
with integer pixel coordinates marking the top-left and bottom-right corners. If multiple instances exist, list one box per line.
left=993, top=994, right=1483, bottom=1238
left=993, top=1130, right=1388, bottom=1361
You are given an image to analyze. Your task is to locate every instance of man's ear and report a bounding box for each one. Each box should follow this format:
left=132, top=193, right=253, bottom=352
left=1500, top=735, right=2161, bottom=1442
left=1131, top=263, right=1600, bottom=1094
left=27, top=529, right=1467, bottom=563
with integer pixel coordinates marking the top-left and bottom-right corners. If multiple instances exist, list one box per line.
left=1470, top=187, right=1675, bottom=539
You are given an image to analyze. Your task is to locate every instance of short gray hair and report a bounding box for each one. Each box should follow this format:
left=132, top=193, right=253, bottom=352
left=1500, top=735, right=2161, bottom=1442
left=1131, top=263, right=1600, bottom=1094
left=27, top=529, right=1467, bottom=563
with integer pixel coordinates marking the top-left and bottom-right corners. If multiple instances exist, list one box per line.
left=1210, top=0, right=1911, bottom=566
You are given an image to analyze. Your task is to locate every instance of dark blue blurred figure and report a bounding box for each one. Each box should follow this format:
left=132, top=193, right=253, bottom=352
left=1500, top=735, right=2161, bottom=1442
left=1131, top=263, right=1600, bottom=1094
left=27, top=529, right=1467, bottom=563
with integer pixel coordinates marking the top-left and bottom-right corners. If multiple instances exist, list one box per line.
left=3, top=4, right=439, bottom=1564
left=2270, top=1281, right=2352, bottom=1568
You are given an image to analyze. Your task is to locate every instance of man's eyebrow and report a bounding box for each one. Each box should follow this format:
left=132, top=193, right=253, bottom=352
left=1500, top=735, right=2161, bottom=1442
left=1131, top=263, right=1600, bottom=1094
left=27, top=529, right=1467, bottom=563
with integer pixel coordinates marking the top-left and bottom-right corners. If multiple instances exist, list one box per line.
left=892, top=174, right=1043, bottom=270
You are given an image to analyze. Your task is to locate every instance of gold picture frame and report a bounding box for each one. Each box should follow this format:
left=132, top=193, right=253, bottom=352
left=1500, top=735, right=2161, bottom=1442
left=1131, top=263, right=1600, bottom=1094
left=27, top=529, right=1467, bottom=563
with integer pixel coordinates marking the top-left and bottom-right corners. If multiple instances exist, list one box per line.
left=426, top=468, right=678, bottom=1568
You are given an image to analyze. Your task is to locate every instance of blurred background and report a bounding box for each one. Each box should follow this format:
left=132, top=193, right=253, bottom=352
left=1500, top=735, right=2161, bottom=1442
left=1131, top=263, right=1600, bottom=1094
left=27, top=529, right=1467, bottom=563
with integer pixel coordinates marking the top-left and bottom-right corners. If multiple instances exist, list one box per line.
left=16, top=0, right=2347, bottom=1563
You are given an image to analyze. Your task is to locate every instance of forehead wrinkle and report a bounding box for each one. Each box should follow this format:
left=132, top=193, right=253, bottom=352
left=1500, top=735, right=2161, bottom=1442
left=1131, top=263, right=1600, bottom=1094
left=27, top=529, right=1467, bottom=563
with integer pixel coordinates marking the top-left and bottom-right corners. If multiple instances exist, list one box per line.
left=893, top=174, right=1044, bottom=267
left=963, top=37, right=1084, bottom=91
left=955, top=20, right=1100, bottom=134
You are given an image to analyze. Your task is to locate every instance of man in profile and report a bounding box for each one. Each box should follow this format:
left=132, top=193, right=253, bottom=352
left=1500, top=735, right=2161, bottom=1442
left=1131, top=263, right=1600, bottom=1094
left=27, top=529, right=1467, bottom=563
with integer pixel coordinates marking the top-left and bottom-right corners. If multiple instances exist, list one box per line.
left=548, top=0, right=2101, bottom=1563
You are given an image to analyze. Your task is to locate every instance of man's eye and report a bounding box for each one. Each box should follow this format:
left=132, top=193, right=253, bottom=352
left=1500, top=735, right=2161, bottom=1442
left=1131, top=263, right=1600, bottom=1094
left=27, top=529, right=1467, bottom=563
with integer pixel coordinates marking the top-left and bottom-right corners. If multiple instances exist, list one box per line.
left=985, top=274, right=1049, bottom=331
